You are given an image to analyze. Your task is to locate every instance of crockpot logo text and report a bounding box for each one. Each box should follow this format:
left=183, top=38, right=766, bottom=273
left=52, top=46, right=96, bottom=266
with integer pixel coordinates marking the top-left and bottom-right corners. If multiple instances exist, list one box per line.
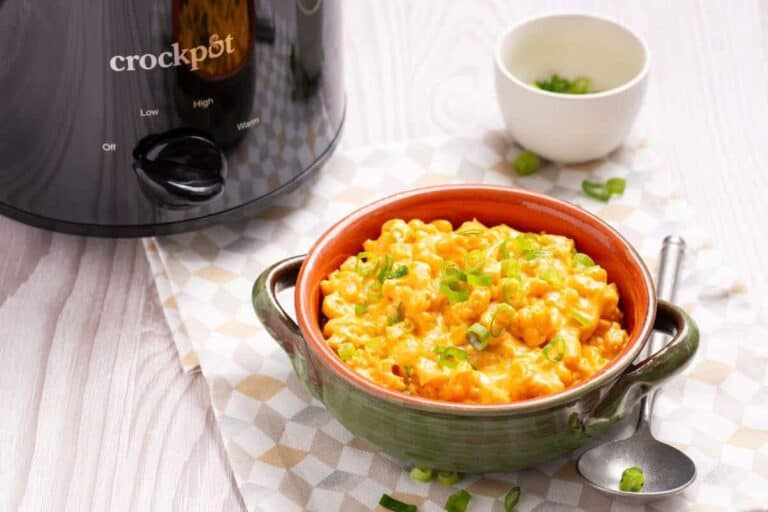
left=109, top=34, right=235, bottom=72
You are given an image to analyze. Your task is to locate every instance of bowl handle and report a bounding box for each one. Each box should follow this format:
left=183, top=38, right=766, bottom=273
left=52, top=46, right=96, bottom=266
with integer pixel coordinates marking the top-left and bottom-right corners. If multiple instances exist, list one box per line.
left=252, top=255, right=323, bottom=401
left=584, top=300, right=699, bottom=433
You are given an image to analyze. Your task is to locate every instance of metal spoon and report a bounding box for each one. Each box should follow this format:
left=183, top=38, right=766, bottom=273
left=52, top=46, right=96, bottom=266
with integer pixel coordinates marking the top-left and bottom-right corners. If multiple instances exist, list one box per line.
left=577, top=235, right=696, bottom=503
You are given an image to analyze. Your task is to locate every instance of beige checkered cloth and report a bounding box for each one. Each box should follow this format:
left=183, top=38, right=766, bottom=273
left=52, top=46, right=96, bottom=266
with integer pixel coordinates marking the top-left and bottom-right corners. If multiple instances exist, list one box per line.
left=143, top=132, right=768, bottom=511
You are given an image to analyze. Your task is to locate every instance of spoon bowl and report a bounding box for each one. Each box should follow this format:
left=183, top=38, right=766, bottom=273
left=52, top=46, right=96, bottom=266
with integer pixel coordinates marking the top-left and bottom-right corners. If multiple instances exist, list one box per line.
left=577, top=424, right=696, bottom=503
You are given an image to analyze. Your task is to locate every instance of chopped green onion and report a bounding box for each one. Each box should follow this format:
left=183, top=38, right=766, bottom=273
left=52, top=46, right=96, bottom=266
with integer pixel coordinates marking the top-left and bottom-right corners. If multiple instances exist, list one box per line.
left=354, top=302, right=368, bottom=316
left=542, top=336, right=566, bottom=362
left=409, top=465, right=433, bottom=483
left=439, top=279, right=470, bottom=303
left=607, top=177, right=627, bottom=195
left=490, top=304, right=515, bottom=336
left=535, top=73, right=592, bottom=95
left=367, top=281, right=383, bottom=301
left=355, top=252, right=380, bottom=277
left=460, top=250, right=491, bottom=287
left=582, top=178, right=626, bottom=202
left=464, top=250, right=486, bottom=273
left=441, top=262, right=467, bottom=282
left=377, top=254, right=394, bottom=282
left=434, top=346, right=469, bottom=368
left=539, top=266, right=564, bottom=287
left=501, top=258, right=520, bottom=279
left=503, top=236, right=549, bottom=259
left=444, top=489, right=471, bottom=512
left=553, top=76, right=569, bottom=92
left=514, top=234, right=541, bottom=253
left=535, top=73, right=570, bottom=92
left=467, top=323, right=490, bottom=351
left=504, top=486, right=521, bottom=511
left=467, top=272, right=492, bottom=287
left=581, top=180, right=612, bottom=201
left=619, top=466, right=645, bottom=492
left=523, top=249, right=550, bottom=260
left=514, top=150, right=541, bottom=176
left=568, top=76, right=591, bottom=94
left=338, top=342, right=356, bottom=360
left=376, top=253, right=409, bottom=281
left=502, top=278, right=520, bottom=305
left=572, top=252, right=595, bottom=268
left=456, top=227, right=484, bottom=236
left=388, top=303, right=404, bottom=325
left=570, top=309, right=594, bottom=327
left=437, top=470, right=461, bottom=486
left=379, top=493, right=417, bottom=512
left=387, top=264, right=409, bottom=280
left=499, top=239, right=513, bottom=259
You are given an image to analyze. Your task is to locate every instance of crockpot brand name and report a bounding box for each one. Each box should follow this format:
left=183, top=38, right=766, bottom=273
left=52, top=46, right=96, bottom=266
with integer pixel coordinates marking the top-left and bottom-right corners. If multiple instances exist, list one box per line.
left=109, top=34, right=235, bottom=72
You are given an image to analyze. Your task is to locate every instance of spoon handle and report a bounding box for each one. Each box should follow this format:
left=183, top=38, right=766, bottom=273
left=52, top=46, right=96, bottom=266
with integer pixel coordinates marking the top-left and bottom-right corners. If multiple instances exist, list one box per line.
left=639, top=235, right=687, bottom=426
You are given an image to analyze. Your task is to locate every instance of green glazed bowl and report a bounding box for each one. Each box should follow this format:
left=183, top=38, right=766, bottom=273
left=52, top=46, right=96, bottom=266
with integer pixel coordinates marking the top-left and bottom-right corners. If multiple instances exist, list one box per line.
left=252, top=185, right=699, bottom=472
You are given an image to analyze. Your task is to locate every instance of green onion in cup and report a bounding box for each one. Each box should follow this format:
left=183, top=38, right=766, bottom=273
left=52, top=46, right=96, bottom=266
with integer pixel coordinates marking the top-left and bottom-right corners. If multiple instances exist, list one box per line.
left=535, top=74, right=593, bottom=94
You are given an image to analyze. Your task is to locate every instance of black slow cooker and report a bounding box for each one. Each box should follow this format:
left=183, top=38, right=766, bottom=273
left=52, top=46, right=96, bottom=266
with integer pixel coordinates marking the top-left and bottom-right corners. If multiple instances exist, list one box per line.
left=0, top=0, right=344, bottom=236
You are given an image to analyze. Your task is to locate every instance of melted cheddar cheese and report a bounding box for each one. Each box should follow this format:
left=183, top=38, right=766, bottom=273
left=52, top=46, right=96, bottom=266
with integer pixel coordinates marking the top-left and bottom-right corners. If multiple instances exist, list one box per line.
left=320, top=219, right=629, bottom=404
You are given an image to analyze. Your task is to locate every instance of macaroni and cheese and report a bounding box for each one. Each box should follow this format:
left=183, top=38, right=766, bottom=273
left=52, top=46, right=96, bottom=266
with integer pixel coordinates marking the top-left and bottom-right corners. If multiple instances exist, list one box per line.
left=320, top=219, right=629, bottom=404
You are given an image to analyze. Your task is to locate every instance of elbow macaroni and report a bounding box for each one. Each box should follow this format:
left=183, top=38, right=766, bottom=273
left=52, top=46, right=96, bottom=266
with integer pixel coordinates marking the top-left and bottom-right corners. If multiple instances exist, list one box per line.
left=320, top=219, right=629, bottom=404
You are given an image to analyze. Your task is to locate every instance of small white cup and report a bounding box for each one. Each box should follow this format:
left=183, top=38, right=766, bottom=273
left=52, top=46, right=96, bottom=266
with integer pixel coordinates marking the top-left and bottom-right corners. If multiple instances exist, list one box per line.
left=494, top=13, right=649, bottom=163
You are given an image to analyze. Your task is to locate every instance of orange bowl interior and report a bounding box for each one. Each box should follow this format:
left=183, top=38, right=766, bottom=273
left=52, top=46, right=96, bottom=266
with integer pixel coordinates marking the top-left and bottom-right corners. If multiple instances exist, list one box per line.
left=295, top=185, right=655, bottom=408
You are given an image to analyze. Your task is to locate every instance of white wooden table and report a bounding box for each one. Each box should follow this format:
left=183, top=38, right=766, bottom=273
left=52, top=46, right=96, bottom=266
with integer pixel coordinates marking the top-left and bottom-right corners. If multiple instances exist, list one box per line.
left=2, top=2, right=766, bottom=511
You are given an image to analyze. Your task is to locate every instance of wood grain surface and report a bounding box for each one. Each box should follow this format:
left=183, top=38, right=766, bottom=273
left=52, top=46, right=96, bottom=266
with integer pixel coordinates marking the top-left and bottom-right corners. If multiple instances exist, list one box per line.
left=1, top=2, right=766, bottom=511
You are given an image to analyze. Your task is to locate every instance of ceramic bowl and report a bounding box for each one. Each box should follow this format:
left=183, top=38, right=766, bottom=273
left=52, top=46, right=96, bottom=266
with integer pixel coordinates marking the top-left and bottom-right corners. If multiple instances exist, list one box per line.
left=494, top=13, right=649, bottom=163
left=252, top=185, right=698, bottom=471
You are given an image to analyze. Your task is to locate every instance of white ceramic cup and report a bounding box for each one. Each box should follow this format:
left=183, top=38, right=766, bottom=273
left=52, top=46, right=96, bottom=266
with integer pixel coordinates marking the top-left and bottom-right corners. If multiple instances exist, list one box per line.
left=494, top=13, right=649, bottom=163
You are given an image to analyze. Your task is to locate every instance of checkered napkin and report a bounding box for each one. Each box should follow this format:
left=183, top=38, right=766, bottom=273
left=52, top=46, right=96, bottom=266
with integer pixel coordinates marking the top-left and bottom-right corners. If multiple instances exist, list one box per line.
left=142, top=132, right=768, bottom=511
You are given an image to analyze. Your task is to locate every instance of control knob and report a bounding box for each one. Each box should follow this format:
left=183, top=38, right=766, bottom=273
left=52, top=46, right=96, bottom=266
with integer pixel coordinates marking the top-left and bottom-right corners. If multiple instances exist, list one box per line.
left=133, top=128, right=226, bottom=207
